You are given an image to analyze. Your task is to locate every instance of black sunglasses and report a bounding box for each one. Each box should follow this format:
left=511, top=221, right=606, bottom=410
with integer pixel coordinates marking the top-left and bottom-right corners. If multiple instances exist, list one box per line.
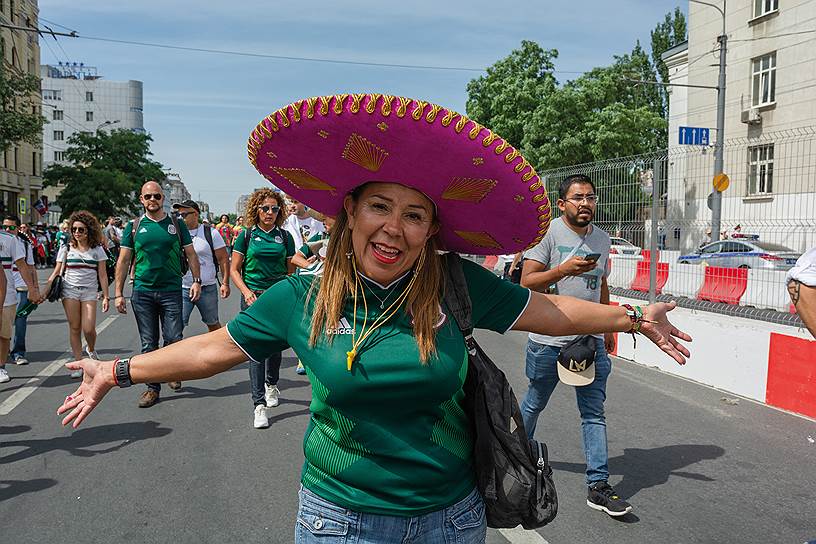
left=142, top=193, right=163, bottom=201
left=1, top=225, right=17, bottom=231
left=71, top=226, right=87, bottom=233
left=258, top=205, right=280, bottom=214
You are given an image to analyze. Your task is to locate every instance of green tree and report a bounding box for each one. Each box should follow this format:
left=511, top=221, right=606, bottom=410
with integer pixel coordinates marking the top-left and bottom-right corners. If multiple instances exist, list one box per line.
left=465, top=40, right=558, bottom=149
left=0, top=68, right=47, bottom=151
left=43, top=129, right=164, bottom=219
left=651, top=7, right=688, bottom=119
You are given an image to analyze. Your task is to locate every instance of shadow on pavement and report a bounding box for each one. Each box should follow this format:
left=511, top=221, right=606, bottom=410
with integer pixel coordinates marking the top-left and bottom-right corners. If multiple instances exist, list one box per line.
left=0, top=478, right=59, bottom=502
left=168, top=377, right=309, bottom=402
left=0, top=421, right=172, bottom=464
left=0, top=425, right=32, bottom=435
left=550, top=444, right=725, bottom=499
left=267, top=407, right=310, bottom=426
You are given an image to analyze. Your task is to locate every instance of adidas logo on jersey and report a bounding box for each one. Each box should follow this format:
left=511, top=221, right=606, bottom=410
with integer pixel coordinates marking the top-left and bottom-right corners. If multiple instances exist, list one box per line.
left=139, top=227, right=148, bottom=233
left=326, top=316, right=354, bottom=335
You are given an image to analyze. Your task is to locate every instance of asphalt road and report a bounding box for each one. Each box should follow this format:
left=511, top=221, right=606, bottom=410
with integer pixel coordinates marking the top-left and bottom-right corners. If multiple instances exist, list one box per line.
left=1, top=273, right=815, bottom=544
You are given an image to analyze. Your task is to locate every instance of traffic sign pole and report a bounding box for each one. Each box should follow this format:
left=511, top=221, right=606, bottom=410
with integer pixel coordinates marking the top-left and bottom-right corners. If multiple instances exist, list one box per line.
left=710, top=25, right=727, bottom=243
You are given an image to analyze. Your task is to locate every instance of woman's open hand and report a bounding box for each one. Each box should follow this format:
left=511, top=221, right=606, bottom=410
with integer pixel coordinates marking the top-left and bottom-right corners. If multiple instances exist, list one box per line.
left=640, top=301, right=692, bottom=365
left=57, top=358, right=116, bottom=428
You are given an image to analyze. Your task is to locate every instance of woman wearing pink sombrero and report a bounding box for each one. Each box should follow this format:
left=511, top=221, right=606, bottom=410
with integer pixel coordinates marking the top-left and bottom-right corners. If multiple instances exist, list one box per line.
left=58, top=94, right=691, bottom=543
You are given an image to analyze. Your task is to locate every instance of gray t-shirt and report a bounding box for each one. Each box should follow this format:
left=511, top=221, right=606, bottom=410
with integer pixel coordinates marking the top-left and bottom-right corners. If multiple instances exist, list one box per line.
left=523, top=217, right=611, bottom=347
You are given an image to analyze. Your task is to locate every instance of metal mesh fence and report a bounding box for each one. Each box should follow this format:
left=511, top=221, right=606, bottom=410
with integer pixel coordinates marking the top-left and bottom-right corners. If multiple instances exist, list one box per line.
left=530, top=126, right=816, bottom=326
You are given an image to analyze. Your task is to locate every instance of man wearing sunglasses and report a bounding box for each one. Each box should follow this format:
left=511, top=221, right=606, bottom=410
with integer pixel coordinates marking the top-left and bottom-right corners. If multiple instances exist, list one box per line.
left=172, top=200, right=230, bottom=334
left=114, top=181, right=201, bottom=408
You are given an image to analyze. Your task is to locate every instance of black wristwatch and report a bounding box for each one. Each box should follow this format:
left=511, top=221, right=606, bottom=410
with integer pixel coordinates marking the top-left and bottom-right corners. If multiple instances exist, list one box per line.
left=192, top=277, right=202, bottom=284
left=115, top=357, right=133, bottom=388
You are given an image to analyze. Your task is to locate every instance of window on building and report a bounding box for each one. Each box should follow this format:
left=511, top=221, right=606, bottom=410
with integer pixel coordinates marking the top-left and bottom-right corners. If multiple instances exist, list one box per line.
left=13, top=147, right=18, bottom=171
left=754, top=0, right=778, bottom=17
left=748, top=144, right=774, bottom=195
left=85, top=91, right=94, bottom=102
left=32, top=151, right=37, bottom=176
left=54, top=151, right=65, bottom=162
left=43, top=89, right=62, bottom=101
left=54, top=130, right=64, bottom=141
left=86, top=111, right=94, bottom=122
left=752, top=52, right=777, bottom=106
left=53, top=110, right=63, bottom=121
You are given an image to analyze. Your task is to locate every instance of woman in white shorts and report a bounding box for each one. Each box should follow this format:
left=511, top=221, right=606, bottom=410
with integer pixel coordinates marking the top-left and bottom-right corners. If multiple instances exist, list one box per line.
left=45, top=211, right=110, bottom=378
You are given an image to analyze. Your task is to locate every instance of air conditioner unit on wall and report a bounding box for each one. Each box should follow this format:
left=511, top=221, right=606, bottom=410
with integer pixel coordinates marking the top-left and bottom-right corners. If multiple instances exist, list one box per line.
left=741, top=108, right=762, bottom=125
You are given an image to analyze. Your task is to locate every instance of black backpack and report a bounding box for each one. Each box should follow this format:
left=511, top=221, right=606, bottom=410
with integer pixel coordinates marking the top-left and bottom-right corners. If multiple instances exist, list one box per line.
left=442, top=252, right=558, bottom=529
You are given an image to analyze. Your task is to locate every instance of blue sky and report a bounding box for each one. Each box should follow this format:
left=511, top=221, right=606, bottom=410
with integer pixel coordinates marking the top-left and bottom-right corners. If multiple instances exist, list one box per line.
left=38, top=1, right=685, bottom=213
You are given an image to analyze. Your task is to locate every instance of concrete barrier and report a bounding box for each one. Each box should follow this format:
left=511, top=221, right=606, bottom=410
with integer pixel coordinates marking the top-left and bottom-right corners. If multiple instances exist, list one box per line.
left=607, top=256, right=639, bottom=290
left=662, top=262, right=705, bottom=299
left=743, top=269, right=791, bottom=312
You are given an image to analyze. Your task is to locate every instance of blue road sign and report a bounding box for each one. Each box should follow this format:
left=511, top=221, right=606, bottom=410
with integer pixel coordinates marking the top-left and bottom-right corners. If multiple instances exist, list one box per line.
left=679, top=126, right=711, bottom=145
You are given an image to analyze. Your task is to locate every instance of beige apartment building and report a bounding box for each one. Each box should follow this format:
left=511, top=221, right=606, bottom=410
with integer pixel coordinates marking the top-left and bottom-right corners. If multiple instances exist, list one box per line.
left=0, top=0, right=43, bottom=224
left=664, top=0, right=816, bottom=252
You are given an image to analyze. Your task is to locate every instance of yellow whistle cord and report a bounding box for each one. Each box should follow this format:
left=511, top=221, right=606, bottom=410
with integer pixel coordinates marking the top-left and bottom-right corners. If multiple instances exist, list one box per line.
left=346, top=250, right=425, bottom=372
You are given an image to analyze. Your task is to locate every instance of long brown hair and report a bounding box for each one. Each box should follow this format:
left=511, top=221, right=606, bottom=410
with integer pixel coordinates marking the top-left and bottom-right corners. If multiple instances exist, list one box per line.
left=308, top=197, right=444, bottom=363
left=68, top=210, right=104, bottom=248
left=245, top=188, right=287, bottom=228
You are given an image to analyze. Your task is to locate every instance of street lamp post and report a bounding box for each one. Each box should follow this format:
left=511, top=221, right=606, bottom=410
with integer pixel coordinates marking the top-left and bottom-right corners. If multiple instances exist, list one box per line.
left=690, top=0, right=727, bottom=242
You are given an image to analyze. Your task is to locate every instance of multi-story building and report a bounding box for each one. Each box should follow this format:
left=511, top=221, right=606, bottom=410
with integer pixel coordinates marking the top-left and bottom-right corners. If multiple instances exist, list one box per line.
left=162, top=172, right=191, bottom=215
left=0, top=0, right=43, bottom=223
left=195, top=200, right=211, bottom=223
left=664, top=0, right=816, bottom=252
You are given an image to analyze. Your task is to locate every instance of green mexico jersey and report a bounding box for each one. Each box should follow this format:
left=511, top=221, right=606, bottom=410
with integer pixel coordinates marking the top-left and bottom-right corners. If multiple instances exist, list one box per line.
left=233, top=226, right=295, bottom=291
left=227, top=258, right=530, bottom=516
left=121, top=215, right=192, bottom=292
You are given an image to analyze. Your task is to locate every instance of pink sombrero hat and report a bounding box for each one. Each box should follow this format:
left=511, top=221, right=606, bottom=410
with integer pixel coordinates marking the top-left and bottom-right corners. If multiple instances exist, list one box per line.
left=247, top=93, right=551, bottom=255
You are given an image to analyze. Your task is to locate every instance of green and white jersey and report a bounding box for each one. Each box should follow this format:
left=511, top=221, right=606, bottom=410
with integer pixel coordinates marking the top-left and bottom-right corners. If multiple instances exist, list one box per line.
left=227, top=258, right=530, bottom=516
left=121, top=214, right=193, bottom=292
left=232, top=226, right=295, bottom=291
left=56, top=244, right=107, bottom=288
left=297, top=232, right=330, bottom=277
left=0, top=231, right=24, bottom=306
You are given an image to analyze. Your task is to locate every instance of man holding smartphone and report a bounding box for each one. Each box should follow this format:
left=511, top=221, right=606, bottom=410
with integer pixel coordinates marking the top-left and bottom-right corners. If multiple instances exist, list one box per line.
left=519, top=174, right=627, bottom=517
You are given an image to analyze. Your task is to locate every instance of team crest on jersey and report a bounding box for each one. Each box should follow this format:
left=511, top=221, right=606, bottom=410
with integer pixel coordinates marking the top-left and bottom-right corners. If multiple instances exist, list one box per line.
left=274, top=236, right=283, bottom=244
left=410, top=304, right=448, bottom=330
left=167, top=224, right=177, bottom=235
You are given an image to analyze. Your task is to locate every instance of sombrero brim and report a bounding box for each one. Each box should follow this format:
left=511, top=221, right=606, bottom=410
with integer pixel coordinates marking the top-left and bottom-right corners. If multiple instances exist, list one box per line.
left=248, top=94, right=551, bottom=255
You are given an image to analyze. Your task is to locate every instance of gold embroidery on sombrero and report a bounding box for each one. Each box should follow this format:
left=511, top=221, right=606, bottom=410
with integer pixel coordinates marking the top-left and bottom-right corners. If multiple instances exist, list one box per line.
left=472, top=157, right=484, bottom=166
left=265, top=114, right=279, bottom=133
left=266, top=151, right=277, bottom=160
left=481, top=132, right=499, bottom=147
left=318, top=130, right=329, bottom=139
left=453, top=230, right=502, bottom=249
left=513, top=237, right=524, bottom=244
left=533, top=193, right=549, bottom=203
left=350, top=93, right=365, bottom=113
left=440, top=109, right=457, bottom=127
left=365, top=93, right=380, bottom=114
left=377, top=122, right=388, bottom=132
left=319, top=96, right=330, bottom=116
left=342, top=133, right=388, bottom=172
left=514, top=194, right=524, bottom=203
left=333, top=94, right=348, bottom=114
left=411, top=100, right=428, bottom=121
left=380, top=94, right=395, bottom=116
left=441, top=178, right=498, bottom=203
left=305, top=97, right=318, bottom=119
left=271, top=167, right=336, bottom=193
left=425, top=104, right=442, bottom=123
left=278, top=107, right=290, bottom=128
left=454, top=115, right=469, bottom=134
left=396, top=96, right=412, bottom=117
left=468, top=123, right=483, bottom=140
left=290, top=101, right=302, bottom=123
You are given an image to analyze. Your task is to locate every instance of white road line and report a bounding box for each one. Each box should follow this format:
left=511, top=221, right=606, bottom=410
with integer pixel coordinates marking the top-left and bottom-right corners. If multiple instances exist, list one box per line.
left=0, top=314, right=119, bottom=416
left=498, top=526, right=551, bottom=544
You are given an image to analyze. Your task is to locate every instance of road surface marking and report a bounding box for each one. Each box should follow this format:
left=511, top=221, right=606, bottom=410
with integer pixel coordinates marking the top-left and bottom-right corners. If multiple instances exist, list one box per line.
left=0, top=315, right=118, bottom=416
left=498, top=526, right=551, bottom=544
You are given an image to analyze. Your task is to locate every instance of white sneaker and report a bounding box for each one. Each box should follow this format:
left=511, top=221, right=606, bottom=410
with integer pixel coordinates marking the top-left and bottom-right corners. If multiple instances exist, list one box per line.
left=13, top=356, right=29, bottom=365
left=264, top=384, right=279, bottom=408
left=0, top=368, right=9, bottom=383
left=70, top=369, right=83, bottom=379
left=84, top=348, right=99, bottom=360
left=253, top=405, right=269, bottom=429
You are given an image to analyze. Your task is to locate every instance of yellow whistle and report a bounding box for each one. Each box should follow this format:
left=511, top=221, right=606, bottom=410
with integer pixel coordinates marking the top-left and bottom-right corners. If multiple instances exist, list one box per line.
left=346, top=350, right=356, bottom=372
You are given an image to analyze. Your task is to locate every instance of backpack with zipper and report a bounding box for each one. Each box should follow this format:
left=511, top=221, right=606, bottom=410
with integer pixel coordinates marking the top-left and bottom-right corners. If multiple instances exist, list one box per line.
left=442, top=252, right=558, bottom=529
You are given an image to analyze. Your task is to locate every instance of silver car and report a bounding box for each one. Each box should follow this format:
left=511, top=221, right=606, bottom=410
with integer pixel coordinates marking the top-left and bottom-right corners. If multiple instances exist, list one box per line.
left=678, top=239, right=800, bottom=270
left=610, top=237, right=642, bottom=256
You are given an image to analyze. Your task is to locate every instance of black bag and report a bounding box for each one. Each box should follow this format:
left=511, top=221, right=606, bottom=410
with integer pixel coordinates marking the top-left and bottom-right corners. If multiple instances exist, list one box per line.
left=46, top=256, right=67, bottom=302
left=442, top=253, right=558, bottom=529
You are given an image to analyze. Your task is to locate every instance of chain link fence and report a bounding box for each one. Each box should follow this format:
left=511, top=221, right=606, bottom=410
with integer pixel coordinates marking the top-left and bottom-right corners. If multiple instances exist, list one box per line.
left=531, top=126, right=816, bottom=326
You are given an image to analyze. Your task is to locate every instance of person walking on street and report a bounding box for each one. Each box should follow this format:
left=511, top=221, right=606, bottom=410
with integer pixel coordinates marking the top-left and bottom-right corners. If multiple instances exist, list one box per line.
left=283, top=198, right=325, bottom=249
left=173, top=200, right=230, bottom=332
left=230, top=188, right=295, bottom=428
left=114, top=181, right=201, bottom=407
left=518, top=174, right=627, bottom=517
left=0, top=217, right=40, bottom=383
left=787, top=246, right=816, bottom=338
left=3, top=215, right=40, bottom=365
left=232, top=215, right=245, bottom=239
left=215, top=214, right=234, bottom=254
left=103, top=216, right=122, bottom=262
left=43, top=211, right=110, bottom=379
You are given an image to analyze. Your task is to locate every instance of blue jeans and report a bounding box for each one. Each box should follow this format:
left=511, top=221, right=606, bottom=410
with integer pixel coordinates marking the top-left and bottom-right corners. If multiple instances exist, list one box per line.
left=295, top=485, right=486, bottom=543
left=10, top=290, right=28, bottom=360
left=131, top=289, right=183, bottom=393
left=241, top=293, right=281, bottom=407
left=519, top=337, right=612, bottom=485
left=182, top=284, right=220, bottom=326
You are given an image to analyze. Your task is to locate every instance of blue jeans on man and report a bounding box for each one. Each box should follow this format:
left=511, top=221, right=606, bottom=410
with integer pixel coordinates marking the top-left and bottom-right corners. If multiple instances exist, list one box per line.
left=131, top=289, right=183, bottom=392
left=10, top=290, right=29, bottom=361
left=182, top=284, right=220, bottom=327
left=519, top=336, right=611, bottom=485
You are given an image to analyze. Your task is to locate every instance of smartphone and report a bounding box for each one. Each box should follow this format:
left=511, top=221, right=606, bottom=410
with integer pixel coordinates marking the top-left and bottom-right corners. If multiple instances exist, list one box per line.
left=584, top=253, right=602, bottom=263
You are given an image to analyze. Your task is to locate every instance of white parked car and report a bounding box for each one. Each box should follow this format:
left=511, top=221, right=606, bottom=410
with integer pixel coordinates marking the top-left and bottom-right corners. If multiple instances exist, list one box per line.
left=609, top=237, right=642, bottom=256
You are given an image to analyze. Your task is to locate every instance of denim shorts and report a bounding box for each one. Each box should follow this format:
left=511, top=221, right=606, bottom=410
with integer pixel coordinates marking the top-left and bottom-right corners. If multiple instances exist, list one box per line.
left=295, top=485, right=486, bottom=543
left=182, top=284, right=220, bottom=326
left=62, top=283, right=98, bottom=302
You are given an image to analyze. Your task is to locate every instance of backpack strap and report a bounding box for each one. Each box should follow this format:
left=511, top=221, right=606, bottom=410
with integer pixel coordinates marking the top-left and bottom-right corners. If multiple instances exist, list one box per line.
left=442, top=253, right=474, bottom=336
left=203, top=224, right=220, bottom=283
